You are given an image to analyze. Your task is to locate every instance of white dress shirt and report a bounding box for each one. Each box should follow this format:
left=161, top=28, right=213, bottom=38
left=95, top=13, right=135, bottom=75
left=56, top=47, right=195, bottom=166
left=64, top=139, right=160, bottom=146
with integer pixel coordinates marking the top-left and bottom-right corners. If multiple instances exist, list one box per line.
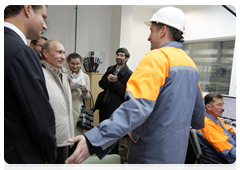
left=4, top=21, right=27, bottom=45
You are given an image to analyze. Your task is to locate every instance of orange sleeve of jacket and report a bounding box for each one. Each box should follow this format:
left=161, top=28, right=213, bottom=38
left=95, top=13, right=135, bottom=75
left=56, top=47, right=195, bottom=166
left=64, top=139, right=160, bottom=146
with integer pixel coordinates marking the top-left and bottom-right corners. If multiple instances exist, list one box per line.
left=126, top=50, right=169, bottom=101
left=199, top=117, right=233, bottom=152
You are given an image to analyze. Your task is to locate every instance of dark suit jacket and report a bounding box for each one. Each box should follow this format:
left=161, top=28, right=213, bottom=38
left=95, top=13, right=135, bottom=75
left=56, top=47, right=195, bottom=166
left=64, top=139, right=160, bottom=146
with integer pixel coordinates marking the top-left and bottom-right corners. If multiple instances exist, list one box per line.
left=4, top=27, right=57, bottom=164
left=96, top=64, right=132, bottom=122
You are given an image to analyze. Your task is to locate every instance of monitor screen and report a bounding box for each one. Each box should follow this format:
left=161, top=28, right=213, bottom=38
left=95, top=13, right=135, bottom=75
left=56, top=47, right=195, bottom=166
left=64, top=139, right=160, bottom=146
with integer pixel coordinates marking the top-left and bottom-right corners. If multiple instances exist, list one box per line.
left=221, top=96, right=236, bottom=120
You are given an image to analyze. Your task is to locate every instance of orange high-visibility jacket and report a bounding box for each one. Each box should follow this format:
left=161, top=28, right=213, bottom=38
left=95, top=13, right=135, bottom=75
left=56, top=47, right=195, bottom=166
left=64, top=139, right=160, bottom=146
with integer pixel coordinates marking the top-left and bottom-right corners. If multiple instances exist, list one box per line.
left=197, top=113, right=236, bottom=163
left=85, top=41, right=205, bottom=163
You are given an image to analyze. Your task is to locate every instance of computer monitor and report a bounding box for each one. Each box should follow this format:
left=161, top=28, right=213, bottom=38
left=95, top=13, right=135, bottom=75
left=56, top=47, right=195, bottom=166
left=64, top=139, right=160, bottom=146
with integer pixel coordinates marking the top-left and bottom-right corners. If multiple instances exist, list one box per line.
left=221, top=96, right=236, bottom=120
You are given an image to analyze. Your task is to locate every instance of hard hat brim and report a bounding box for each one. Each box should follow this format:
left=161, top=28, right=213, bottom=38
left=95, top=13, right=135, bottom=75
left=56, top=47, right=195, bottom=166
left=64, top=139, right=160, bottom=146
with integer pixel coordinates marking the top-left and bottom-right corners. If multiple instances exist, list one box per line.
left=144, top=21, right=152, bottom=27
left=144, top=20, right=185, bottom=34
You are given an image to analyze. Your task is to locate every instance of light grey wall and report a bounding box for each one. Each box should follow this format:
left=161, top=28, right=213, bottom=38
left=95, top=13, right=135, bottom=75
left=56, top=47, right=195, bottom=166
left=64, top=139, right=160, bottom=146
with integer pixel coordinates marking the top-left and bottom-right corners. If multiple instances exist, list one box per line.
left=28, top=5, right=236, bottom=95
left=38, top=5, right=113, bottom=72
left=42, top=5, right=76, bottom=56
left=129, top=6, right=155, bottom=72
left=75, top=5, right=112, bottom=69
left=109, top=6, right=122, bottom=66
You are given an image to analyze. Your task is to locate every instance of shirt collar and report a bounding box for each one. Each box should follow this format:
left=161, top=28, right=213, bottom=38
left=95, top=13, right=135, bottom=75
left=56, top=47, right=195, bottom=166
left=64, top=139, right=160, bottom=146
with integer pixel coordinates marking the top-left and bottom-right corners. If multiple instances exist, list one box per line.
left=4, top=22, right=27, bottom=45
left=42, top=60, right=62, bottom=74
left=205, top=112, right=228, bottom=131
left=116, top=67, right=121, bottom=72
left=115, top=64, right=126, bottom=75
left=42, top=60, right=70, bottom=75
left=160, top=41, right=183, bottom=49
left=205, top=112, right=219, bottom=124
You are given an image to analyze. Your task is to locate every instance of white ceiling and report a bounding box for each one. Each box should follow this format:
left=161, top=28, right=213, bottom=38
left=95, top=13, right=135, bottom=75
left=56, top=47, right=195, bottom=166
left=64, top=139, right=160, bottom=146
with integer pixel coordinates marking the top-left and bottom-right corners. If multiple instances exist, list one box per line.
left=136, top=5, right=236, bottom=13
left=135, top=5, right=179, bottom=11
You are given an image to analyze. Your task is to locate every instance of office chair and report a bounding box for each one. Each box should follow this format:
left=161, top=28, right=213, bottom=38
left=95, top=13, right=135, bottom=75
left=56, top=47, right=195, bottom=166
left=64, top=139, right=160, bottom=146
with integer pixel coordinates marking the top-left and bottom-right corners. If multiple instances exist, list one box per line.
left=189, top=129, right=221, bottom=164
left=118, top=135, right=130, bottom=163
left=72, top=154, right=124, bottom=170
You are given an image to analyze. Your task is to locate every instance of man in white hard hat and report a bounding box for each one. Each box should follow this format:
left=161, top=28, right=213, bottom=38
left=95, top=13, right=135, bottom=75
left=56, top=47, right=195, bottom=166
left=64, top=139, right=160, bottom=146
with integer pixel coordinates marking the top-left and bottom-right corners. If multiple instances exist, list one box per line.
left=65, top=6, right=205, bottom=164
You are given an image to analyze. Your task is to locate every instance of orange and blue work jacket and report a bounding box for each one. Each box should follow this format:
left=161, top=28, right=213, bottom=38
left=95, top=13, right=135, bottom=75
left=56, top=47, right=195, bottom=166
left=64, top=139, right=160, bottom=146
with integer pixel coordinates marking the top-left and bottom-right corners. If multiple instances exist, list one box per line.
left=197, top=113, right=236, bottom=163
left=84, top=41, right=205, bottom=163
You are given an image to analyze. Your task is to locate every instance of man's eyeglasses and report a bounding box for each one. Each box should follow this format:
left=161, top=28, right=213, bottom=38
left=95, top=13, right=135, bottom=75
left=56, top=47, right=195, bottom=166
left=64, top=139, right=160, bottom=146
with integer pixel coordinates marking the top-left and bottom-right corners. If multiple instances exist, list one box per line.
left=215, top=103, right=227, bottom=108
left=35, top=44, right=42, bottom=48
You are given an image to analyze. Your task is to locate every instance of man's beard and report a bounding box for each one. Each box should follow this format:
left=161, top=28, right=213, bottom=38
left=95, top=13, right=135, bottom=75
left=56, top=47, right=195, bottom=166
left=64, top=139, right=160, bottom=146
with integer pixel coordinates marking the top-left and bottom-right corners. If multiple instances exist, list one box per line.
left=116, top=59, right=124, bottom=66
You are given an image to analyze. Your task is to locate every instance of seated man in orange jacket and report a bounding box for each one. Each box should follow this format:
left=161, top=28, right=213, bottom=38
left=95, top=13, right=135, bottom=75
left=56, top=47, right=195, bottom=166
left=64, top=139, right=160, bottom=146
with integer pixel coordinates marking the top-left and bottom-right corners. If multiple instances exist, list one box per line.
left=197, top=92, right=236, bottom=164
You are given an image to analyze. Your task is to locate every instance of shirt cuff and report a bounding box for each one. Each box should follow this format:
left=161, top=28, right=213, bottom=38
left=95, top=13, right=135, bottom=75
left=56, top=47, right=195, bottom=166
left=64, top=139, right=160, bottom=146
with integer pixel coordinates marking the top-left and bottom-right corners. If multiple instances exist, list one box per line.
left=84, top=134, right=102, bottom=155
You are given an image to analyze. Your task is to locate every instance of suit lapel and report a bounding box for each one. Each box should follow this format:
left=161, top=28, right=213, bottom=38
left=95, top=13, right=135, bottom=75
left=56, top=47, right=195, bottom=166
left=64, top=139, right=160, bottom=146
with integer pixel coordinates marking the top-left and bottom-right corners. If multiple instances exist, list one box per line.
left=4, top=27, right=25, bottom=44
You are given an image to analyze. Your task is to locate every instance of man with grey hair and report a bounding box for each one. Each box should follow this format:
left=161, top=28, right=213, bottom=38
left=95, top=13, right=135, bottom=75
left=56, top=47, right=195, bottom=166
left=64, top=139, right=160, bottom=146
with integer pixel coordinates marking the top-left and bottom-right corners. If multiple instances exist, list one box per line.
left=41, top=39, right=75, bottom=164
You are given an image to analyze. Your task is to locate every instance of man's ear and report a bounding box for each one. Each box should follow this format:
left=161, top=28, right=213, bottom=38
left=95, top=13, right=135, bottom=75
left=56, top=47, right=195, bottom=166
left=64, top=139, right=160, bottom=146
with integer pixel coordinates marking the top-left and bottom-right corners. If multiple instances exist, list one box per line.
left=206, top=104, right=212, bottom=111
left=23, top=5, right=32, bottom=18
left=159, top=25, right=167, bottom=38
left=30, top=43, right=34, bottom=48
left=42, top=49, right=48, bottom=59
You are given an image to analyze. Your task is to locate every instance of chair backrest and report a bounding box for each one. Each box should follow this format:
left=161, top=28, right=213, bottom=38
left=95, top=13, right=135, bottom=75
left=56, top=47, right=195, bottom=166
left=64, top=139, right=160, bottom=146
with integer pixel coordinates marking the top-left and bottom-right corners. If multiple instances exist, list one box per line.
left=189, top=129, right=205, bottom=163
left=73, top=154, right=124, bottom=170
left=189, top=129, right=221, bottom=164
left=189, top=129, right=203, bottom=155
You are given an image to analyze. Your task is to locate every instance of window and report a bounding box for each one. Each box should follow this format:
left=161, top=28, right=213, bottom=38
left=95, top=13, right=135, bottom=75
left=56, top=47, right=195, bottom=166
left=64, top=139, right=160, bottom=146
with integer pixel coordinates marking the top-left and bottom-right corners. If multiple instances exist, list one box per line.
left=183, top=40, right=235, bottom=95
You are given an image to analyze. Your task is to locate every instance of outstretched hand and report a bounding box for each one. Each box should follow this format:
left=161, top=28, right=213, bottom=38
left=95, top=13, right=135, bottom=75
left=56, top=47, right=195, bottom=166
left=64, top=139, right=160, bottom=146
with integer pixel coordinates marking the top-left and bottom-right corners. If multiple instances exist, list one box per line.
left=65, top=135, right=90, bottom=164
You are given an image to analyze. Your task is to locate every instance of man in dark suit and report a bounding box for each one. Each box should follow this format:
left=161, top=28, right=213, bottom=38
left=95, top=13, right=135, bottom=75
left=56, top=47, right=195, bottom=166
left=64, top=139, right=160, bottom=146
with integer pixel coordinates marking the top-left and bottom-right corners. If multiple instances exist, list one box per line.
left=95, top=47, right=132, bottom=154
left=4, top=5, right=57, bottom=164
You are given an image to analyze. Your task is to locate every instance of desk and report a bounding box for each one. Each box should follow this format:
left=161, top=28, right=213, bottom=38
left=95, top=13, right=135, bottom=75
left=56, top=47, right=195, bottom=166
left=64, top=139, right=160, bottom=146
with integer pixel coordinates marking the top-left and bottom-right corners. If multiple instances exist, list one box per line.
left=220, top=117, right=236, bottom=132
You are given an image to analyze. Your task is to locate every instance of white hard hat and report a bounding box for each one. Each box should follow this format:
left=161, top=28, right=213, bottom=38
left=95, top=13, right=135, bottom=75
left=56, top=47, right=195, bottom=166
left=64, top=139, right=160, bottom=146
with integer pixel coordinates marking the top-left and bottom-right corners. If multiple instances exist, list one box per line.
left=145, top=6, right=186, bottom=34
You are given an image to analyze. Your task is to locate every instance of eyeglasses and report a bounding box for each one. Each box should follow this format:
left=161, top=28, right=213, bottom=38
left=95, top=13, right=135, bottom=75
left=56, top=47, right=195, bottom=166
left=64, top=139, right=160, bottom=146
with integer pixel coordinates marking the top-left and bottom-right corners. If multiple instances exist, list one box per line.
left=35, top=44, right=42, bottom=48
left=214, top=103, right=227, bottom=108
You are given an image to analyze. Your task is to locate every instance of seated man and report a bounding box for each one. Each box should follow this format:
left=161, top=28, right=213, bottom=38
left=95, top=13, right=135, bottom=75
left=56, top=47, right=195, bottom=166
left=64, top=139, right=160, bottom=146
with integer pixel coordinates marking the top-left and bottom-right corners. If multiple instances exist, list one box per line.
left=197, top=92, right=236, bottom=164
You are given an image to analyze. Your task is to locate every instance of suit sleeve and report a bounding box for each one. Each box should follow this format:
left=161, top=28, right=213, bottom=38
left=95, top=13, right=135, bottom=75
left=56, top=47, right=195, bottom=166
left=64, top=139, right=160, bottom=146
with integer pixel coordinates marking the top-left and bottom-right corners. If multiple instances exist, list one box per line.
left=8, top=47, right=57, bottom=163
left=99, top=67, right=111, bottom=90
